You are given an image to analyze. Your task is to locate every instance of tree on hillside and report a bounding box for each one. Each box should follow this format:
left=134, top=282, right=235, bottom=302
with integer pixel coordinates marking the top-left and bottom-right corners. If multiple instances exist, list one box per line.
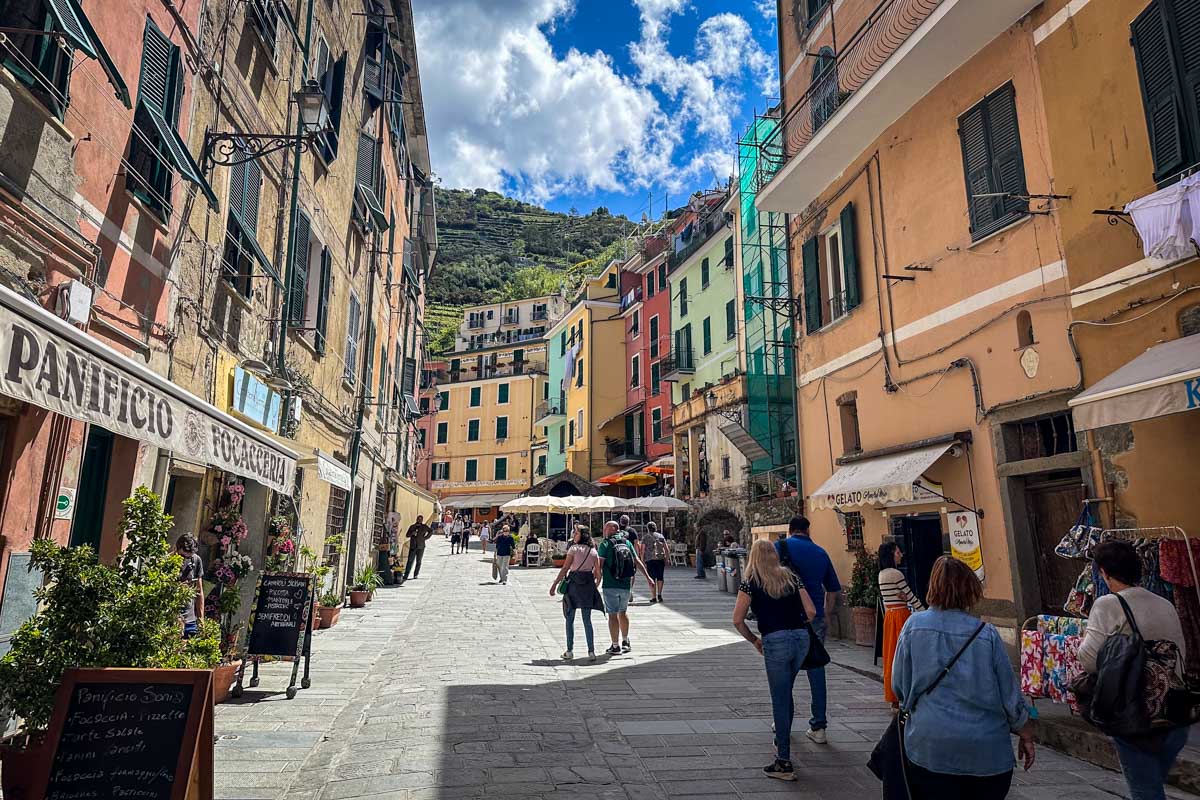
left=486, top=266, right=564, bottom=302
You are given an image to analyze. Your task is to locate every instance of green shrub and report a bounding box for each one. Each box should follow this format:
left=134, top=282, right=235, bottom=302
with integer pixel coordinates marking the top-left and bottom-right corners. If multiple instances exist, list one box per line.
left=845, top=548, right=881, bottom=609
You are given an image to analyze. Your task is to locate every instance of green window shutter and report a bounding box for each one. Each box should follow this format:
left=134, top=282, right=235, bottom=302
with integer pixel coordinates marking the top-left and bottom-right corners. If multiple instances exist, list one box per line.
left=651, top=362, right=660, bottom=395
left=498, top=383, right=509, bottom=403
left=466, top=460, right=477, bottom=481
left=958, top=103, right=997, bottom=237
left=724, top=236, right=734, bottom=266
left=679, top=277, right=688, bottom=316
left=624, top=413, right=635, bottom=442
left=658, top=263, right=666, bottom=288
left=986, top=84, right=1028, bottom=224
left=437, top=422, right=447, bottom=444
left=496, top=417, right=508, bottom=438
left=802, top=236, right=821, bottom=334
left=289, top=210, right=311, bottom=324
left=701, top=258, right=709, bottom=287
left=450, top=358, right=461, bottom=373
left=470, top=386, right=481, bottom=406
left=138, top=18, right=175, bottom=116
left=344, top=294, right=360, bottom=384
left=647, top=272, right=655, bottom=297
left=495, top=458, right=507, bottom=480
left=1132, top=2, right=1190, bottom=182
left=356, top=132, right=378, bottom=188
left=702, top=317, right=712, bottom=354
left=726, top=299, right=736, bottom=340
left=365, top=320, right=376, bottom=395
left=840, top=203, right=861, bottom=311
left=439, top=391, right=448, bottom=410
left=315, top=247, right=332, bottom=354
left=468, top=420, right=480, bottom=441
left=560, top=331, right=566, bottom=355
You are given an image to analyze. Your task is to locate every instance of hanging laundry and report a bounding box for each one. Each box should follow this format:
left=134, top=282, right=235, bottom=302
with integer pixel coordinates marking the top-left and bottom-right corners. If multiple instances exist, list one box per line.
left=1125, top=177, right=1193, bottom=260
left=1160, top=539, right=1200, bottom=587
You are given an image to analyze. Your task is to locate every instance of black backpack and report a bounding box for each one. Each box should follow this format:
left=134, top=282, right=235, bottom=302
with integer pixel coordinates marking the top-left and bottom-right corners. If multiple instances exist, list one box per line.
left=1079, top=594, right=1150, bottom=737
left=610, top=537, right=637, bottom=580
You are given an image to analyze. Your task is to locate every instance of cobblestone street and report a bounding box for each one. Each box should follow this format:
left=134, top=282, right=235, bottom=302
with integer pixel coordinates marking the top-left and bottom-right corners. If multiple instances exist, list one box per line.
left=213, top=539, right=1191, bottom=799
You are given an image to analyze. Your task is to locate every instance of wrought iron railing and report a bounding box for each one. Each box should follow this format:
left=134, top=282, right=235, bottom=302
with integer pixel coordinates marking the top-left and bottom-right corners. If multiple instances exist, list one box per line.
left=660, top=348, right=695, bottom=377
left=752, top=0, right=944, bottom=194
left=606, top=439, right=645, bottom=465
left=535, top=399, right=565, bottom=420
left=620, top=286, right=644, bottom=311
left=747, top=464, right=799, bottom=504
left=667, top=211, right=729, bottom=271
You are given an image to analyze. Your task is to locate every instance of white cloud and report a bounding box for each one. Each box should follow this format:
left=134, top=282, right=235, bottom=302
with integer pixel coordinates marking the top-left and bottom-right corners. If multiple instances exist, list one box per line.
left=413, top=0, right=776, bottom=204
left=754, top=0, right=776, bottom=22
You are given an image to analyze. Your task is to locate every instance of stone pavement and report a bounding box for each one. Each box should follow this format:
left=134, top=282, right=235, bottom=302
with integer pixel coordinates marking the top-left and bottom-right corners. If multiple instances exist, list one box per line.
left=214, top=537, right=1197, bottom=799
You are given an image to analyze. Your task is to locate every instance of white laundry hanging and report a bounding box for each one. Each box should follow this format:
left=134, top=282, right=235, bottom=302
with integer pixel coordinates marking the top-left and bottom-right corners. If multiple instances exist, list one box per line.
left=1125, top=178, right=1192, bottom=260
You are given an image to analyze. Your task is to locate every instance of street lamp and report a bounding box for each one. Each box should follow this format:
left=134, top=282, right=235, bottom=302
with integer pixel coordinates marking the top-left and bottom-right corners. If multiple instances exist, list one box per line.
left=704, top=389, right=743, bottom=423
left=201, top=85, right=332, bottom=170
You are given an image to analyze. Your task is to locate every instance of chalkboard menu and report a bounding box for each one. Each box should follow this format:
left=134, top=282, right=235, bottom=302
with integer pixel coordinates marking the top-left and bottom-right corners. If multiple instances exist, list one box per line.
left=36, top=669, right=213, bottom=800
left=246, top=572, right=313, bottom=658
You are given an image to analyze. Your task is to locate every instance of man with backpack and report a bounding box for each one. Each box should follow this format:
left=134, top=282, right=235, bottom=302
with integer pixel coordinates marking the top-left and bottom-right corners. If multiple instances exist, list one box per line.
left=597, top=520, right=654, bottom=655
left=643, top=521, right=669, bottom=604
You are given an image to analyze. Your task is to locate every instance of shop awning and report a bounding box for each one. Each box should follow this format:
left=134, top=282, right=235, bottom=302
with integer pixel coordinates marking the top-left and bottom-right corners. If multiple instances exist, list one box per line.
left=597, top=400, right=644, bottom=431
left=440, top=492, right=520, bottom=508
left=1069, top=333, right=1200, bottom=431
left=0, top=284, right=298, bottom=492
left=809, top=441, right=955, bottom=510
left=297, top=449, right=351, bottom=491
left=717, top=420, right=771, bottom=462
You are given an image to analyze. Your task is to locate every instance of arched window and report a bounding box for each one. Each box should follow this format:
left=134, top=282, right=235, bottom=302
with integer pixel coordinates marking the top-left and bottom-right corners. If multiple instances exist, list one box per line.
left=1017, top=309, right=1035, bottom=348
left=811, top=47, right=838, bottom=133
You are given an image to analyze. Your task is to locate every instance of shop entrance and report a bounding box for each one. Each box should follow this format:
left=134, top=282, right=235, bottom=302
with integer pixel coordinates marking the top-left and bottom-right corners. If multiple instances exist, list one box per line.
left=890, top=513, right=944, bottom=605
left=1025, top=474, right=1085, bottom=614
left=70, top=425, right=113, bottom=551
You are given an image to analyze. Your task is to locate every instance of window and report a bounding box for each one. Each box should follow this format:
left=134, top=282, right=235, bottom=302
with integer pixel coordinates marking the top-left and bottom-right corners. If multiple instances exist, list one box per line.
left=1003, top=412, right=1079, bottom=461
left=631, top=309, right=641, bottom=336
left=469, top=386, right=481, bottom=407
left=1017, top=310, right=1035, bottom=348
left=837, top=391, right=861, bottom=455
left=310, top=246, right=331, bottom=355
left=326, top=486, right=348, bottom=563
left=631, top=354, right=641, bottom=388
left=701, top=258, right=710, bottom=288
left=417, top=428, right=426, bottom=448
left=724, top=236, right=735, bottom=267
left=649, top=315, right=660, bottom=359
left=679, top=277, right=688, bottom=316
left=248, top=0, right=279, bottom=56
left=651, top=362, right=661, bottom=396
left=647, top=271, right=656, bottom=298
left=560, top=331, right=567, bottom=356
left=575, top=359, right=583, bottom=388
left=843, top=511, right=865, bottom=550
left=959, top=82, right=1028, bottom=240
left=497, top=383, right=510, bottom=404
left=312, top=40, right=345, bottom=164
left=436, top=421, right=448, bottom=444
left=606, top=272, right=617, bottom=288
left=558, top=426, right=566, bottom=453
left=465, top=459, right=478, bottom=481
left=537, top=454, right=547, bottom=476
left=702, top=317, right=712, bottom=355
left=496, top=416, right=509, bottom=439
left=1133, top=2, right=1200, bottom=183
left=353, top=132, right=387, bottom=233
left=658, top=262, right=667, bottom=290
left=576, top=410, right=583, bottom=440
left=811, top=47, right=838, bottom=132
left=431, top=462, right=450, bottom=481
left=652, top=407, right=662, bottom=441
left=222, top=158, right=265, bottom=298
left=568, top=419, right=575, bottom=446
left=344, top=293, right=361, bottom=385
left=3, top=0, right=73, bottom=117
left=680, top=382, right=691, bottom=403
left=726, top=300, right=737, bottom=340
left=494, top=457, right=508, bottom=480
left=721, top=456, right=731, bottom=480
left=439, top=391, right=449, bottom=410
left=675, top=323, right=693, bottom=368
left=467, top=419, right=480, bottom=441
left=420, top=396, right=430, bottom=412
left=801, top=203, right=861, bottom=333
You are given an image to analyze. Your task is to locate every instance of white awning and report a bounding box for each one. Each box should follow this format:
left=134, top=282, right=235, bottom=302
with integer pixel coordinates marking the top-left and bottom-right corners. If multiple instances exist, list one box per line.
left=0, top=284, right=297, bottom=492
left=298, top=449, right=352, bottom=491
left=809, top=441, right=955, bottom=510
left=1069, top=333, right=1200, bottom=431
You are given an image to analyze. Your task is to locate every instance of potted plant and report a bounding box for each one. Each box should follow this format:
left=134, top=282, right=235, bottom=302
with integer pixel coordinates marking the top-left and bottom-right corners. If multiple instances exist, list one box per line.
left=0, top=487, right=222, bottom=792
left=317, top=591, right=343, bottom=628
left=349, top=564, right=378, bottom=607
left=845, top=548, right=881, bottom=647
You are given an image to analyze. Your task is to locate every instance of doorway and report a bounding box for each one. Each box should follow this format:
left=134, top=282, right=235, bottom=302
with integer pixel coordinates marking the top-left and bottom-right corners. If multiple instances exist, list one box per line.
left=343, top=486, right=363, bottom=589
left=1025, top=475, right=1085, bottom=615
left=70, top=426, right=114, bottom=551
left=890, top=513, right=945, bottom=605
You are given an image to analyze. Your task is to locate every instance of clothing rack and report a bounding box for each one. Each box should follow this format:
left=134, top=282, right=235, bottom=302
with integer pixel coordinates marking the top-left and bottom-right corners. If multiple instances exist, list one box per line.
left=1099, top=526, right=1200, bottom=606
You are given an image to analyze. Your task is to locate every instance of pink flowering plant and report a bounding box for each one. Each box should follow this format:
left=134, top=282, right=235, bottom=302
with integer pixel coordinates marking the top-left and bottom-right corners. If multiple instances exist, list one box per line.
left=265, top=514, right=298, bottom=572
left=203, top=481, right=254, bottom=658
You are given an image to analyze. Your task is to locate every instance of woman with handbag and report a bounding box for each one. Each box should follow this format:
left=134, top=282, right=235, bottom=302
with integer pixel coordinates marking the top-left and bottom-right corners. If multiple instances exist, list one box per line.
left=890, top=556, right=1035, bottom=799
left=732, top=539, right=819, bottom=782
left=549, top=525, right=603, bottom=661
left=878, top=542, right=925, bottom=708
left=1077, top=540, right=1189, bottom=800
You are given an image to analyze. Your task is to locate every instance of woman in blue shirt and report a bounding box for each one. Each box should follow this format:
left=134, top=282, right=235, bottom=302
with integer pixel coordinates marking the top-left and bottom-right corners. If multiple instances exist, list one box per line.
left=891, top=556, right=1036, bottom=798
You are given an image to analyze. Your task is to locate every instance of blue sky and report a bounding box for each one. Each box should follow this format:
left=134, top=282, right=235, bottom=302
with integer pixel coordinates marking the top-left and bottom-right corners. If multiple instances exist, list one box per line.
left=412, top=0, right=780, bottom=219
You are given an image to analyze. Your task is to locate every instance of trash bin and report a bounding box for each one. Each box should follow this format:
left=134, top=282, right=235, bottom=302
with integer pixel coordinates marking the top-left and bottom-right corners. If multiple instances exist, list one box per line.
left=716, top=552, right=729, bottom=592
left=727, top=550, right=745, bottom=588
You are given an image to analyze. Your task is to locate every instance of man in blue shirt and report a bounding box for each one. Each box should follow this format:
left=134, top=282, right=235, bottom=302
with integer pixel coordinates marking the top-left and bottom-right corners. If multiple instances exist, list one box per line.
left=776, top=515, right=841, bottom=743
left=493, top=525, right=515, bottom=585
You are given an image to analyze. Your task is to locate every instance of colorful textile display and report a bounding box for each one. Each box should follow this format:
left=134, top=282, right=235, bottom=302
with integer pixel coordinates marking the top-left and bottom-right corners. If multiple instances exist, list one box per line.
left=1021, top=617, right=1086, bottom=713
left=1160, top=539, right=1200, bottom=587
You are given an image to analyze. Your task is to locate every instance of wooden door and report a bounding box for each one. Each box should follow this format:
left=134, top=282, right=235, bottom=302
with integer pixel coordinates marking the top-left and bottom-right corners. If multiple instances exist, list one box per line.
left=1026, top=480, right=1085, bottom=615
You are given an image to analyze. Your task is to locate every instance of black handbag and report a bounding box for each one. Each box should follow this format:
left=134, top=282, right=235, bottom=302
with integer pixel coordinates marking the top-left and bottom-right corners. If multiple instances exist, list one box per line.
left=867, top=621, right=987, bottom=799
left=802, top=624, right=830, bottom=669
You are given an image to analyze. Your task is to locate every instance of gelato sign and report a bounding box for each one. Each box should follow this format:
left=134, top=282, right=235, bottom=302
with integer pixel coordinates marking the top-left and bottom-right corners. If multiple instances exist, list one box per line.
left=949, top=511, right=984, bottom=581
left=0, top=291, right=297, bottom=493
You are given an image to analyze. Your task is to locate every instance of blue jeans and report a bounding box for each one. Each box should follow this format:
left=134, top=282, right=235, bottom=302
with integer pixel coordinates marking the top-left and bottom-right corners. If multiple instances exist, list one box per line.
left=696, top=549, right=706, bottom=577
left=565, top=607, right=594, bottom=653
left=763, top=627, right=811, bottom=761
left=806, top=617, right=828, bottom=731
left=1113, top=727, right=1189, bottom=800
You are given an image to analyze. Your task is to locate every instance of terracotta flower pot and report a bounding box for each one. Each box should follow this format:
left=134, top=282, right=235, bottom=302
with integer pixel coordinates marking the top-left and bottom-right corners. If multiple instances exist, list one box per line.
left=212, top=660, right=242, bottom=705
left=318, top=605, right=342, bottom=629
left=349, top=590, right=368, bottom=608
left=367, top=590, right=374, bottom=602
left=1, top=736, right=50, bottom=799
left=310, top=601, right=320, bottom=632
left=851, top=606, right=877, bottom=647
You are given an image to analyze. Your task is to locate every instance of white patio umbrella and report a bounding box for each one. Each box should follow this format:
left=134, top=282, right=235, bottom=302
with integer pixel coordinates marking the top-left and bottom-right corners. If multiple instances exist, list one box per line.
left=625, top=495, right=689, bottom=538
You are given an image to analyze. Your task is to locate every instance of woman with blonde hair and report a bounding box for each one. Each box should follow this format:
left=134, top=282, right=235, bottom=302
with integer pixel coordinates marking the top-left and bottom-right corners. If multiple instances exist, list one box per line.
left=733, top=539, right=817, bottom=782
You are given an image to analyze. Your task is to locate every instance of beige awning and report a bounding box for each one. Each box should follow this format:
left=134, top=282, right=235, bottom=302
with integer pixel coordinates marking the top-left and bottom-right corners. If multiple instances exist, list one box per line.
left=297, top=449, right=352, bottom=491
left=809, top=441, right=954, bottom=510
left=1069, top=333, right=1200, bottom=431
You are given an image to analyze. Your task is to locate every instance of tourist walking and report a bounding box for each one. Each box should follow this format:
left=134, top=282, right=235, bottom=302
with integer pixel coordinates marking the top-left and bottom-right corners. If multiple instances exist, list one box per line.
left=402, top=515, right=434, bottom=582
left=878, top=541, right=925, bottom=707
left=550, top=525, right=604, bottom=661
left=775, top=515, right=841, bottom=743
left=890, top=556, right=1034, bottom=799
left=598, top=520, right=654, bottom=655
left=493, top=525, right=515, bottom=585
left=1078, top=540, right=1189, bottom=800
left=449, top=522, right=462, bottom=555
left=480, top=522, right=492, bottom=554
left=175, top=533, right=204, bottom=637
left=732, top=539, right=816, bottom=781
left=643, top=522, right=668, bottom=603
left=461, top=523, right=473, bottom=553
left=694, top=527, right=708, bottom=579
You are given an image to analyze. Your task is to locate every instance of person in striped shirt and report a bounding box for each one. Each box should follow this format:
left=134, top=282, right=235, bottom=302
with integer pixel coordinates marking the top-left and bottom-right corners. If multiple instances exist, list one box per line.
left=878, top=541, right=925, bottom=707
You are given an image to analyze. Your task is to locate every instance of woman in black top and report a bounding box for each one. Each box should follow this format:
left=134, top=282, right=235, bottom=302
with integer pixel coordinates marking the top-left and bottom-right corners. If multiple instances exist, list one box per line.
left=733, top=539, right=816, bottom=783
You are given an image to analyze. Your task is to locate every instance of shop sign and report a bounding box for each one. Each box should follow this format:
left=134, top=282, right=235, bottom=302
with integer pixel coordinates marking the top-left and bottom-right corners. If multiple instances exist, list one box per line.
left=54, top=487, right=75, bottom=519
left=232, top=366, right=281, bottom=430
left=0, top=294, right=296, bottom=493
left=949, top=511, right=985, bottom=581
left=432, top=479, right=524, bottom=489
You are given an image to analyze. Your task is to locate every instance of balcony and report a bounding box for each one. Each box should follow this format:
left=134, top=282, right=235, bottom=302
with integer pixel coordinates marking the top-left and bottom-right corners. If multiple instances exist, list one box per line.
left=660, top=348, right=695, bottom=382
left=442, top=363, right=545, bottom=385
left=606, top=439, right=646, bottom=466
left=467, top=318, right=485, bottom=329
left=532, top=307, right=549, bottom=321
left=620, top=286, right=643, bottom=312
left=534, top=399, right=566, bottom=425
left=667, top=212, right=728, bottom=271
left=754, top=0, right=1041, bottom=213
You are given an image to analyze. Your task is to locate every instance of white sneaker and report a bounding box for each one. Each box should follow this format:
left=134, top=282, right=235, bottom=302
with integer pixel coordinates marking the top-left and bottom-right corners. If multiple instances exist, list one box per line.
left=805, top=728, right=827, bottom=744
left=561, top=650, right=573, bottom=660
